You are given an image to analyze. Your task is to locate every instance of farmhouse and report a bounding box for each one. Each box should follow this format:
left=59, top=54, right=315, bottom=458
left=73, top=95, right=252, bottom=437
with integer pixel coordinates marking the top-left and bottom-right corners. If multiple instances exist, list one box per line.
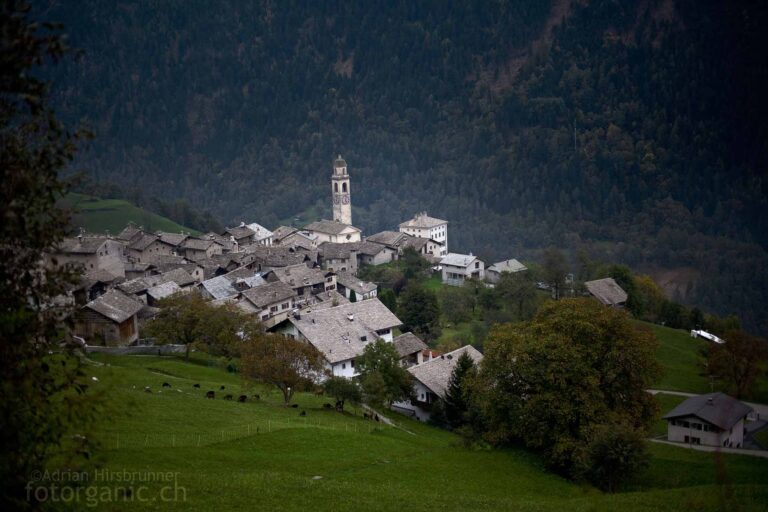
left=75, top=289, right=144, bottom=345
left=399, top=212, right=448, bottom=255
left=238, top=281, right=297, bottom=327
left=53, top=235, right=126, bottom=277
left=393, top=332, right=429, bottom=367
left=486, top=258, right=527, bottom=283
left=264, top=263, right=337, bottom=303
left=272, top=298, right=402, bottom=377
left=663, top=392, right=753, bottom=448
left=224, top=224, right=257, bottom=246
left=440, top=253, right=485, bottom=286
left=401, top=235, right=444, bottom=260
left=394, top=345, right=483, bottom=421
left=584, top=277, right=628, bottom=307
left=335, top=270, right=378, bottom=301
left=180, top=237, right=223, bottom=261
left=126, top=233, right=175, bottom=263
left=304, top=220, right=362, bottom=244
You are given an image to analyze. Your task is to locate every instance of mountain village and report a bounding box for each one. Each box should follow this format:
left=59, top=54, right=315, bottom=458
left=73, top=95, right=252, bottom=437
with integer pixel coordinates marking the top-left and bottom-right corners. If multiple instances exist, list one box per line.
left=49, top=157, right=761, bottom=443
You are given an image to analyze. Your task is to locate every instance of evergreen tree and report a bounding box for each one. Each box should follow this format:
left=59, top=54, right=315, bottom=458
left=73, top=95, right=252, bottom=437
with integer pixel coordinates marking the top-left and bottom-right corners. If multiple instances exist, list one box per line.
left=444, top=352, right=476, bottom=430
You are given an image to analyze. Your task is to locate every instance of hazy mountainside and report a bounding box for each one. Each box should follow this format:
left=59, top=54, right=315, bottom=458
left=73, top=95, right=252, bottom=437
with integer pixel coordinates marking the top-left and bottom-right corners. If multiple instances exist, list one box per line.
left=43, top=0, right=768, bottom=333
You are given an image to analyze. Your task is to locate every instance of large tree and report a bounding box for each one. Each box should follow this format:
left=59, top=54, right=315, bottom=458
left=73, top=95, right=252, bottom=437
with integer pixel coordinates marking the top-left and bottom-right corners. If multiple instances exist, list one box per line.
left=0, top=2, right=97, bottom=508
left=443, top=352, right=477, bottom=430
left=471, top=298, right=660, bottom=489
left=241, top=333, right=324, bottom=404
left=323, top=376, right=362, bottom=413
left=707, top=330, right=768, bottom=399
left=356, top=340, right=413, bottom=408
left=398, top=284, right=441, bottom=342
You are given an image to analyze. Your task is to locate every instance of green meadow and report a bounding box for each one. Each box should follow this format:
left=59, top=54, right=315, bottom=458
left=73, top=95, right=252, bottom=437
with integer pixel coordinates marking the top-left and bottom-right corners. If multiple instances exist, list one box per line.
left=61, top=353, right=768, bottom=511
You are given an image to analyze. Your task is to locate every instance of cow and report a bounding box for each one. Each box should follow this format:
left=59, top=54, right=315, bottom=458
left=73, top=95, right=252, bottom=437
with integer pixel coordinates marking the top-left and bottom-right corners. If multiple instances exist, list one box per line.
left=290, top=403, right=298, bottom=408
left=237, top=395, right=247, bottom=403
left=162, top=382, right=171, bottom=388
left=205, top=391, right=215, bottom=399
left=299, top=410, right=306, bottom=417
left=323, top=403, right=333, bottom=409
left=219, top=385, right=226, bottom=390
left=253, top=394, right=261, bottom=400
left=224, top=394, right=233, bottom=401
left=193, top=383, right=200, bottom=388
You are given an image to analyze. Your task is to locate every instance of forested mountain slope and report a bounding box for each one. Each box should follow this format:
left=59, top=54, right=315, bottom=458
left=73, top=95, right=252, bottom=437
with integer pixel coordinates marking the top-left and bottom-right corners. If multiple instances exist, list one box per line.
left=43, top=0, right=768, bottom=332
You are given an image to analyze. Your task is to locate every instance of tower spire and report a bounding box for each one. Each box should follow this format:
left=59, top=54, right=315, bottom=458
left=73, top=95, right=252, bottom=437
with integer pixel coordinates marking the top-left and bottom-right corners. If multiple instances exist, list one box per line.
left=331, top=155, right=352, bottom=225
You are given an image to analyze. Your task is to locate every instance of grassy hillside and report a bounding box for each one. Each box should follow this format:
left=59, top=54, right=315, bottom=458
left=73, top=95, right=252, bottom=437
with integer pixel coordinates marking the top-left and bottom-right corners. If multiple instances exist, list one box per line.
left=64, top=193, right=199, bottom=236
left=70, top=354, right=768, bottom=511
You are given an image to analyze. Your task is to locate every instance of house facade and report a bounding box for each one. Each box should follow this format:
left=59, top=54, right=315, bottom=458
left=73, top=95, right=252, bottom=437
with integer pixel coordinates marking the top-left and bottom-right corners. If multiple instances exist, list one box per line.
left=486, top=258, right=527, bottom=284
left=304, top=220, right=362, bottom=244
left=238, top=281, right=297, bottom=327
left=440, top=253, right=485, bottom=286
left=399, top=212, right=448, bottom=255
left=663, top=392, right=753, bottom=448
left=53, top=235, right=126, bottom=277
left=74, top=289, right=144, bottom=346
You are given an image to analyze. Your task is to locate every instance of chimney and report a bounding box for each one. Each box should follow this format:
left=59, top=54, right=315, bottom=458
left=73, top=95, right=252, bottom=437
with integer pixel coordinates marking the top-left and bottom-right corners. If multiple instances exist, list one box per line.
left=347, top=314, right=354, bottom=322
left=707, top=397, right=714, bottom=405
left=240, top=221, right=245, bottom=227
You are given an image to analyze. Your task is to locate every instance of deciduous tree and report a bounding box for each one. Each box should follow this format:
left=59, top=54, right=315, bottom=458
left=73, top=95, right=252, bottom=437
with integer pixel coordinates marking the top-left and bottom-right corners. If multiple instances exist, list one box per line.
left=707, top=330, right=768, bottom=399
left=357, top=340, right=413, bottom=407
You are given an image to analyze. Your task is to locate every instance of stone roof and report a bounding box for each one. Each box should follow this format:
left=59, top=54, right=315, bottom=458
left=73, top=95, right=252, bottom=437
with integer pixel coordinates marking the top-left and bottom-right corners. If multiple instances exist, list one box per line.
left=319, top=241, right=386, bottom=260
left=146, top=281, right=182, bottom=301
left=182, top=237, right=215, bottom=251
left=145, top=254, right=187, bottom=267
left=83, top=268, right=120, bottom=285
left=116, top=225, right=143, bottom=242
left=83, top=289, right=143, bottom=323
left=584, top=277, right=628, bottom=306
left=291, top=299, right=400, bottom=363
left=244, top=245, right=310, bottom=268
left=205, top=232, right=236, bottom=251
left=440, top=253, right=480, bottom=268
left=305, top=220, right=360, bottom=235
left=161, top=268, right=196, bottom=287
left=156, top=232, right=188, bottom=247
left=267, top=263, right=331, bottom=289
left=393, top=332, right=428, bottom=358
left=488, top=259, right=527, bottom=274
left=246, top=222, right=273, bottom=241
left=225, top=225, right=256, bottom=240
left=399, top=212, right=448, bottom=229
left=58, top=236, right=108, bottom=254
left=335, top=270, right=377, bottom=294
left=201, top=267, right=266, bottom=299
left=128, top=233, right=161, bottom=251
left=366, top=231, right=409, bottom=248
left=663, top=392, right=753, bottom=431
left=271, top=226, right=298, bottom=242
left=400, top=236, right=430, bottom=251
left=241, top=281, right=296, bottom=309
left=408, top=345, right=483, bottom=399
left=280, top=231, right=317, bottom=250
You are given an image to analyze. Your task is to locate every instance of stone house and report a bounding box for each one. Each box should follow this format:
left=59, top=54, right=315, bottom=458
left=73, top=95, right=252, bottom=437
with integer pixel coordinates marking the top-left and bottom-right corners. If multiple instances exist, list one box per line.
left=237, top=281, right=297, bottom=327
left=486, top=258, right=527, bottom=284
left=264, top=263, right=337, bottom=304
left=180, top=237, right=223, bottom=261
left=393, top=332, right=429, bottom=367
left=74, top=289, right=144, bottom=345
left=126, top=233, right=175, bottom=263
left=53, top=235, right=126, bottom=277
left=335, top=270, right=378, bottom=301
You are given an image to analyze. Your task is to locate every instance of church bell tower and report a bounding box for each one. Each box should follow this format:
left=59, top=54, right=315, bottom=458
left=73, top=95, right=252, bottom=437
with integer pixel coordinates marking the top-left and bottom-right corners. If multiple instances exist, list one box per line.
left=331, top=155, right=352, bottom=225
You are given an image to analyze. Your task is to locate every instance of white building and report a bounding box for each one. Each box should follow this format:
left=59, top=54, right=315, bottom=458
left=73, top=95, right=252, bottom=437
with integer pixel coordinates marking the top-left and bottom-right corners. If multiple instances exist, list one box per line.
left=331, top=155, right=352, bottom=225
left=663, top=392, right=752, bottom=448
left=486, top=258, right=527, bottom=284
left=335, top=270, right=378, bottom=301
left=304, top=220, right=362, bottom=244
left=271, top=298, right=402, bottom=378
left=246, top=222, right=274, bottom=246
left=393, top=345, right=483, bottom=422
left=399, top=212, right=448, bottom=255
left=440, top=253, right=485, bottom=286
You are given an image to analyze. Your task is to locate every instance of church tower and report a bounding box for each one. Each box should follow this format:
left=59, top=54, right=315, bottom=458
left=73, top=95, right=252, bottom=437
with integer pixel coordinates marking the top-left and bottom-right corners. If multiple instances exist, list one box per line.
left=331, top=155, right=352, bottom=225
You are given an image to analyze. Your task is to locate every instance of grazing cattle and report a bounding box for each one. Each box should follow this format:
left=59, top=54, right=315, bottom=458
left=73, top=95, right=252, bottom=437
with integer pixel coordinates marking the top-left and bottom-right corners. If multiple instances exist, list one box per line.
left=220, top=385, right=226, bottom=390
left=224, top=394, right=233, bottom=401
left=205, top=391, right=215, bottom=399
left=237, top=395, right=247, bottom=403
left=299, top=410, right=306, bottom=417
left=374, top=414, right=380, bottom=422
left=323, top=403, right=333, bottom=409
left=290, top=403, right=298, bottom=408
left=193, top=383, right=200, bottom=388
left=335, top=400, right=344, bottom=412
left=363, top=412, right=370, bottom=420
left=253, top=394, right=261, bottom=400
left=144, top=386, right=152, bottom=393
left=162, top=382, right=171, bottom=388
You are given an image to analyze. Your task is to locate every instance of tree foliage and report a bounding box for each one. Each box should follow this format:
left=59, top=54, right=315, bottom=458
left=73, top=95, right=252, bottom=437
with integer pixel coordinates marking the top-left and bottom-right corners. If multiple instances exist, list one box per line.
left=356, top=340, right=412, bottom=408
left=323, top=376, right=362, bottom=412
left=398, top=284, right=441, bottom=342
left=471, top=298, right=661, bottom=488
left=707, top=331, right=768, bottom=399
left=241, top=332, right=324, bottom=404
left=443, top=352, right=477, bottom=430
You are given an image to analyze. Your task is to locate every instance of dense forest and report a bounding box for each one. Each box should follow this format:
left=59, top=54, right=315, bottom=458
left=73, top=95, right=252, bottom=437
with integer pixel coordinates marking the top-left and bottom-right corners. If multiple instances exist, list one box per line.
left=41, top=0, right=768, bottom=333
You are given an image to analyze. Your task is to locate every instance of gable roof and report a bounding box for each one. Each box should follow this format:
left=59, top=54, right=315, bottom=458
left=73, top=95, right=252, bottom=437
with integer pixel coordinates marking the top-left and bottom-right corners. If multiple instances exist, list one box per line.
left=584, top=277, right=628, bottom=306
left=440, top=253, right=480, bottom=268
left=156, top=232, right=188, bottom=247
left=366, top=231, right=409, bottom=248
left=399, top=212, right=448, bottom=229
left=128, top=233, right=163, bottom=251
left=83, top=289, right=143, bottom=323
left=305, top=220, right=361, bottom=235
left=271, top=225, right=298, bottom=242
left=241, top=281, right=296, bottom=309
left=182, top=237, right=216, bottom=251
left=663, top=392, right=753, bottom=431
left=244, top=245, right=310, bottom=268
left=246, top=222, right=274, bottom=241
left=335, top=270, right=378, bottom=294
left=267, top=263, right=331, bottom=289
left=225, top=225, right=257, bottom=240
left=408, top=345, right=483, bottom=398
left=58, top=236, right=108, bottom=254
left=147, top=281, right=182, bottom=301
left=116, top=224, right=143, bottom=243
left=488, top=259, right=527, bottom=274
left=393, top=332, right=428, bottom=358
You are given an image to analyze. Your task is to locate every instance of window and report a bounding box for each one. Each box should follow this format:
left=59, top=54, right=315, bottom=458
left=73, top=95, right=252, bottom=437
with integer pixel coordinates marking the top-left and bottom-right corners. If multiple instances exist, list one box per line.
left=261, top=314, right=270, bottom=321
left=281, top=302, right=289, bottom=310
left=270, top=305, right=278, bottom=313
left=342, top=182, right=347, bottom=192
left=475, top=262, right=480, bottom=268
left=334, top=183, right=338, bottom=192
left=341, top=363, right=346, bottom=370
left=351, top=360, right=355, bottom=367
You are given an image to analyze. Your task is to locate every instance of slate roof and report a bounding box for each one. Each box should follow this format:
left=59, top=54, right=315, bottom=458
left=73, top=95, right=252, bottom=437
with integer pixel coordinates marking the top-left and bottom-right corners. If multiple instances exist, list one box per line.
left=488, top=259, right=527, bottom=274
left=319, top=241, right=386, bottom=260
left=128, top=233, right=161, bottom=251
left=271, top=226, right=298, bottom=243
left=663, top=392, right=753, bottom=431
left=584, top=277, right=628, bottom=306
left=393, top=332, right=428, bottom=358
left=408, top=345, right=483, bottom=399
left=399, top=212, right=448, bottom=229
left=441, top=253, right=480, bottom=268
left=246, top=222, right=273, bottom=241
left=245, top=245, right=309, bottom=268
left=83, top=268, right=120, bottom=285
left=279, top=230, right=318, bottom=250
left=182, top=237, right=215, bottom=251
left=291, top=299, right=400, bottom=363
left=241, top=281, right=296, bottom=309
left=205, top=232, right=236, bottom=251
left=83, top=289, right=143, bottom=323
left=366, top=231, right=409, bottom=248
left=116, top=225, right=143, bottom=242
left=161, top=268, right=196, bottom=287
left=225, top=225, right=256, bottom=240
left=147, top=281, right=182, bottom=301
left=335, top=270, right=377, bottom=294
left=400, top=236, right=430, bottom=251
left=156, top=232, right=188, bottom=247
left=58, top=236, right=107, bottom=254
left=305, top=220, right=360, bottom=235
left=268, top=263, right=331, bottom=289
left=201, top=267, right=266, bottom=300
